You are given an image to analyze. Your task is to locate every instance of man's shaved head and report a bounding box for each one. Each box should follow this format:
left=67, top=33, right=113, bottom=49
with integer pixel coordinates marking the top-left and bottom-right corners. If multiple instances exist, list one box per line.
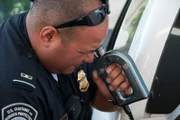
left=29, top=0, right=101, bottom=28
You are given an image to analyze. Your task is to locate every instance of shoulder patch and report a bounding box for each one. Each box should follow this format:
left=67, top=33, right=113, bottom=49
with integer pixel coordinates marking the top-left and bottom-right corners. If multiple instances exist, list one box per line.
left=20, top=72, right=33, bottom=80
left=13, top=79, right=36, bottom=89
left=1, top=103, right=38, bottom=120
left=12, top=50, right=37, bottom=91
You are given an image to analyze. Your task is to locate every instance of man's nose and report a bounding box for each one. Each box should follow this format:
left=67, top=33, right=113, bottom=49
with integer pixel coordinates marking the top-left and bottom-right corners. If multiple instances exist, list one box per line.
left=83, top=52, right=94, bottom=63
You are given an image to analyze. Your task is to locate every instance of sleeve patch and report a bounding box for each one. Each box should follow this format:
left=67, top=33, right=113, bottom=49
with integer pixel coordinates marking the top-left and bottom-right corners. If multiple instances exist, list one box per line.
left=1, top=103, right=38, bottom=120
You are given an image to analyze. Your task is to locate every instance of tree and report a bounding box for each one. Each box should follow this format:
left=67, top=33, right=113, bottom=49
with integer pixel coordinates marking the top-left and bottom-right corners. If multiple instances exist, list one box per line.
left=0, top=0, right=30, bottom=24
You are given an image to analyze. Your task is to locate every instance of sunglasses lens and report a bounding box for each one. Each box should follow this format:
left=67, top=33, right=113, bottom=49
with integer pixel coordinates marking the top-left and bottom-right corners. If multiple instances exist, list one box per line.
left=87, top=7, right=106, bottom=26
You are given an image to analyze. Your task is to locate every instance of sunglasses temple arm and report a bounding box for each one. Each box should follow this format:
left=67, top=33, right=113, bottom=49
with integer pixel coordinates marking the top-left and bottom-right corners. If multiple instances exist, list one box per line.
left=54, top=19, right=88, bottom=28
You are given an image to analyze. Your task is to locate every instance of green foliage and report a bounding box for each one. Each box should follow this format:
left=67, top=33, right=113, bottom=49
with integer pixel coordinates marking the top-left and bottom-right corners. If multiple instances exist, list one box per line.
left=0, top=0, right=30, bottom=24
left=128, top=4, right=147, bottom=40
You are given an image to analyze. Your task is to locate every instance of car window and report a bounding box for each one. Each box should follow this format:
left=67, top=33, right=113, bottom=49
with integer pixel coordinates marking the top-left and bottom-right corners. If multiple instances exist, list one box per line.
left=0, top=0, right=31, bottom=24
left=102, top=0, right=127, bottom=49
left=106, top=0, right=149, bottom=53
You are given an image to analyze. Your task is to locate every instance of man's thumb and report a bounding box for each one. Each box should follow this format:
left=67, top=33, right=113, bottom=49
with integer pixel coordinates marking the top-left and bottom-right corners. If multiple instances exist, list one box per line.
left=92, top=70, right=104, bottom=86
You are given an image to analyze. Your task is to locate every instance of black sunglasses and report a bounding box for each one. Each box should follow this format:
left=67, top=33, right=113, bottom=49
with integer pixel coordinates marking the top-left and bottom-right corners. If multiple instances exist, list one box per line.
left=53, top=5, right=110, bottom=29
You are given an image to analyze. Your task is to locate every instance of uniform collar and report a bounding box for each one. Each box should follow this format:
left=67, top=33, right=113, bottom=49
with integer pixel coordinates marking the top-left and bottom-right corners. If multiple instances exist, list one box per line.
left=18, top=12, right=34, bottom=53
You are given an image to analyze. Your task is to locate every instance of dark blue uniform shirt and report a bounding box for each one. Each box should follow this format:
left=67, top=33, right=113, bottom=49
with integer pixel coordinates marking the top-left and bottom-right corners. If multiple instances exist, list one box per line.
left=0, top=12, right=97, bottom=120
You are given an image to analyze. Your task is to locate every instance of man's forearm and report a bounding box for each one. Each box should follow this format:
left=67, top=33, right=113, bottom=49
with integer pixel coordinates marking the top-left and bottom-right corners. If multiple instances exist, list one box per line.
left=91, top=90, right=122, bottom=112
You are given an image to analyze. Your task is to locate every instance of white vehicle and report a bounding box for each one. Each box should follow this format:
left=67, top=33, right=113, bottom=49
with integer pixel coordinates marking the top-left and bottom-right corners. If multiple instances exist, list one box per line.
left=92, top=0, right=180, bottom=120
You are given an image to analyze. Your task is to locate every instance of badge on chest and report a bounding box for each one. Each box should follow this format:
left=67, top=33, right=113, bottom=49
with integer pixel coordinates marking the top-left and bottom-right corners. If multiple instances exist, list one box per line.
left=77, top=70, right=89, bottom=92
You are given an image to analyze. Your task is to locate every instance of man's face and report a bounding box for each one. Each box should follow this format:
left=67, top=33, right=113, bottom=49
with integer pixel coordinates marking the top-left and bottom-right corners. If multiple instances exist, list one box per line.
left=39, top=2, right=109, bottom=74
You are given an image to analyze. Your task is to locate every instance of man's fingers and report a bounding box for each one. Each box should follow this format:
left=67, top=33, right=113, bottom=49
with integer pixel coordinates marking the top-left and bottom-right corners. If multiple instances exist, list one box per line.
left=92, top=70, right=112, bottom=98
left=92, top=70, right=99, bottom=81
left=124, top=87, right=132, bottom=95
left=117, top=79, right=130, bottom=91
left=106, top=65, right=122, bottom=81
left=107, top=74, right=125, bottom=90
left=92, top=70, right=104, bottom=85
left=106, top=64, right=117, bottom=74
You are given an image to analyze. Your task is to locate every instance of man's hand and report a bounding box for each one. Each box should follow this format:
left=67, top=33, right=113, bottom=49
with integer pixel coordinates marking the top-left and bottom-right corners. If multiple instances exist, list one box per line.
left=92, top=64, right=131, bottom=100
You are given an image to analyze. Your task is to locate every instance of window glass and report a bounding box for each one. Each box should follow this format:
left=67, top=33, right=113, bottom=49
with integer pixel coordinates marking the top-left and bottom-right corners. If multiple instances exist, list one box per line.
left=0, top=0, right=31, bottom=24
left=102, top=0, right=127, bottom=49
left=113, top=0, right=148, bottom=53
left=108, top=0, right=127, bottom=29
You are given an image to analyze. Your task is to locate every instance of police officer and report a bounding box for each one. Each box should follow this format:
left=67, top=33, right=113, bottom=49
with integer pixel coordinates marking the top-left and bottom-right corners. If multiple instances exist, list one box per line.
left=0, top=0, right=131, bottom=120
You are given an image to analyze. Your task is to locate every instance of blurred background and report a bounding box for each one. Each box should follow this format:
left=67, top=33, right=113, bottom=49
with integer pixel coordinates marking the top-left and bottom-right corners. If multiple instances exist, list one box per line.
left=0, top=0, right=31, bottom=24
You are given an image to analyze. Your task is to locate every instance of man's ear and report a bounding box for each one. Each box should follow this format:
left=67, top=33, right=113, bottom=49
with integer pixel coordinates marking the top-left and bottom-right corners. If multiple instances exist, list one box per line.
left=39, top=26, right=59, bottom=47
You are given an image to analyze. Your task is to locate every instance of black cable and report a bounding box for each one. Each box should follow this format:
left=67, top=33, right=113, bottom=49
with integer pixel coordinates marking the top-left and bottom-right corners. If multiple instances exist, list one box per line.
left=123, top=105, right=134, bottom=120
